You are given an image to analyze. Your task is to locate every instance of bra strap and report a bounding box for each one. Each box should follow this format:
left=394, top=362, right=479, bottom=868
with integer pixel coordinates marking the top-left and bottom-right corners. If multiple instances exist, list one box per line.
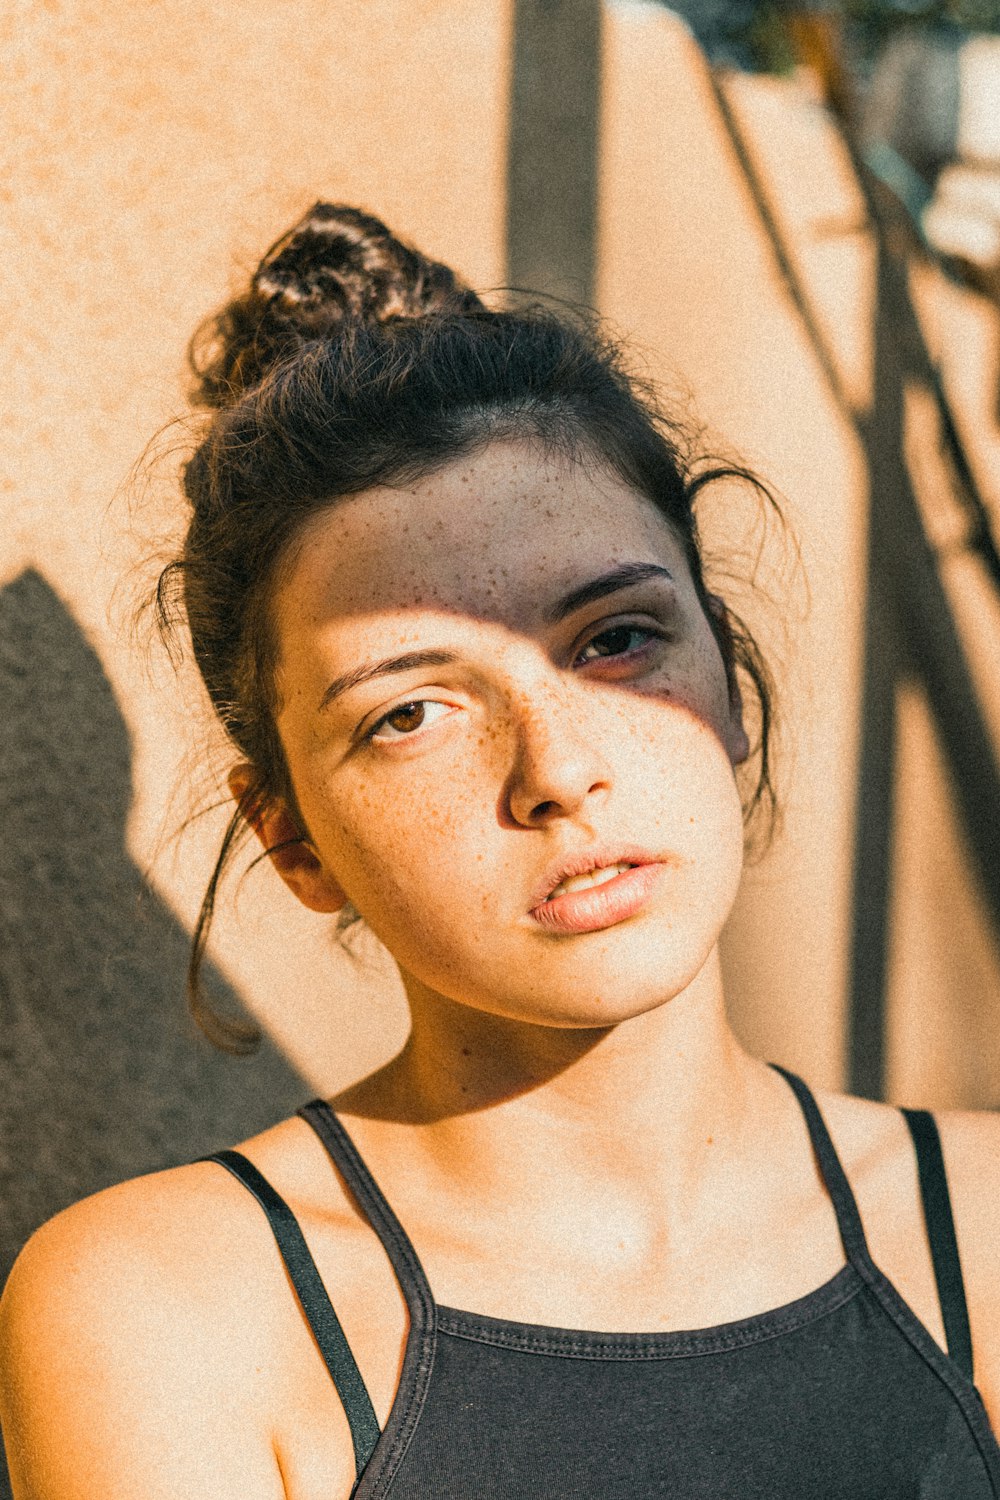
left=901, top=1108, right=974, bottom=1381
left=769, top=1063, right=872, bottom=1264
left=201, top=1149, right=380, bottom=1479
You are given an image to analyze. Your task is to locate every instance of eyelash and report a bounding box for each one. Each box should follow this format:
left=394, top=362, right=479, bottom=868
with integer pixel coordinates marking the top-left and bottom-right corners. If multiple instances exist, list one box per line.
left=363, top=621, right=664, bottom=743
left=364, top=700, right=452, bottom=743
left=572, top=622, right=662, bottom=667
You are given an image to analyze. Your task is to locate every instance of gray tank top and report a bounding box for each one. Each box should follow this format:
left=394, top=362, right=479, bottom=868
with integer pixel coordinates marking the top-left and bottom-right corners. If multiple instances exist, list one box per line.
left=203, top=1065, right=1000, bottom=1497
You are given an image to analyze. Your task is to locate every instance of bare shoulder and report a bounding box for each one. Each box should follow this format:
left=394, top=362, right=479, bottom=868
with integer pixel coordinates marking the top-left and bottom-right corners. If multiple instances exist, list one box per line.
left=806, top=1083, right=1000, bottom=1417
left=0, top=1158, right=286, bottom=1499
left=0, top=1114, right=367, bottom=1500
left=805, top=1080, right=1000, bottom=1218
left=0, top=1160, right=237, bottom=1365
left=927, top=1107, right=1000, bottom=1407
left=807, top=1083, right=1000, bottom=1275
left=875, top=1103, right=1000, bottom=1318
left=930, top=1104, right=1000, bottom=1218
left=0, top=1129, right=304, bottom=1338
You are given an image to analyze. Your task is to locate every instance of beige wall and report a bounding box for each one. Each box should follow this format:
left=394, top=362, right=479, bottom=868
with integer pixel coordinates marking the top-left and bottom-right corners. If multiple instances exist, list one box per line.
left=886, top=307, right=1000, bottom=1108
left=599, top=5, right=870, bottom=1088
left=3, top=0, right=999, bottom=1121
left=601, top=3, right=1000, bottom=1102
left=2, top=0, right=512, bottom=1094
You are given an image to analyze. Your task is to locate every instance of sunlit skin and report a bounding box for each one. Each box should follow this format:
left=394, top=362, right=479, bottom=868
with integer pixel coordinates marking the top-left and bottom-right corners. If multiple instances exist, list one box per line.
left=5, top=439, right=1000, bottom=1500
left=248, top=438, right=765, bottom=1187
left=269, top=441, right=746, bottom=1019
left=211, top=438, right=819, bottom=1400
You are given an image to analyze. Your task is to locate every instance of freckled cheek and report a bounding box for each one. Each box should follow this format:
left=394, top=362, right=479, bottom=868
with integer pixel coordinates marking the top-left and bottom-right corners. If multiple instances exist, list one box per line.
left=648, top=641, right=732, bottom=730
left=319, top=759, right=496, bottom=900
left=624, top=705, right=743, bottom=848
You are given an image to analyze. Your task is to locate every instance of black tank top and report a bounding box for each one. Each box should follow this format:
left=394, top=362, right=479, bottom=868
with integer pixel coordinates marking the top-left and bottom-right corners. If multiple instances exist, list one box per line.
left=202, top=1065, right=1000, bottom=1497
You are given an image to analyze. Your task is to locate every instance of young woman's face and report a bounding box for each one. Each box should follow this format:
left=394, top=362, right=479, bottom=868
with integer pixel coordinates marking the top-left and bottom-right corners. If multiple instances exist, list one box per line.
left=269, top=439, right=749, bottom=1028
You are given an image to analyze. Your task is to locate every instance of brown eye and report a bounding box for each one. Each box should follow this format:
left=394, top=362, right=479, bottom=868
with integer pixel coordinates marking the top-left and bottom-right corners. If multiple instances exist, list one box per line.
left=386, top=703, right=425, bottom=732
left=367, top=699, right=453, bottom=743
left=576, top=625, right=657, bottom=664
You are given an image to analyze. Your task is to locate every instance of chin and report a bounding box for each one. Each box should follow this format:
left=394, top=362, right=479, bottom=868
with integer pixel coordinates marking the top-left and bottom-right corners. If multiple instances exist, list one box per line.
left=471, top=944, right=715, bottom=1030
left=533, top=995, right=683, bottom=1030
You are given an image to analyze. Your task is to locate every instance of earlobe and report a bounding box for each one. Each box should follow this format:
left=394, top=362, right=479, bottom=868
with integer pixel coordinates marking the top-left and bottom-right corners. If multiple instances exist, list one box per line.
left=227, top=764, right=348, bottom=914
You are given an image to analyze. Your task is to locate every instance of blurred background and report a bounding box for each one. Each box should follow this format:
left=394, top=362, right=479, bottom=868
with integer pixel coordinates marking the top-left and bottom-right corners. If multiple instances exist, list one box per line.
left=2, top=0, right=1000, bottom=1420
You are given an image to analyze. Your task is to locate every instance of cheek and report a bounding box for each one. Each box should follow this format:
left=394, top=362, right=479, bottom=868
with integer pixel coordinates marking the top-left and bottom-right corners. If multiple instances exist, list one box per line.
left=630, top=698, right=745, bottom=856
left=303, top=749, right=493, bottom=922
left=670, top=626, right=736, bottom=728
left=292, top=686, right=744, bottom=1006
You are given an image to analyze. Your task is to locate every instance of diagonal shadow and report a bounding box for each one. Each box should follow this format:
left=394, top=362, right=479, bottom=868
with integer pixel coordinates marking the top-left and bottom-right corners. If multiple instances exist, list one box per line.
left=0, top=569, right=307, bottom=1294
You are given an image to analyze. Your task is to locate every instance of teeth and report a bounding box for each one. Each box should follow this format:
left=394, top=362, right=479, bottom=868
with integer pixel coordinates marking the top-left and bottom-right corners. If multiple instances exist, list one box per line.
left=548, top=862, right=634, bottom=899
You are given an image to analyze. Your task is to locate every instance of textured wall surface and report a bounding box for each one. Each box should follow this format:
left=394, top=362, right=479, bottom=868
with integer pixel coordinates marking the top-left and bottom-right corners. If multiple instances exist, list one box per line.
left=0, top=0, right=511, bottom=1266
left=600, top=3, right=1000, bottom=1104
left=3, top=8, right=1000, bottom=1491
left=599, top=6, right=870, bottom=1086
left=0, top=5, right=510, bottom=1489
left=0, top=569, right=304, bottom=1267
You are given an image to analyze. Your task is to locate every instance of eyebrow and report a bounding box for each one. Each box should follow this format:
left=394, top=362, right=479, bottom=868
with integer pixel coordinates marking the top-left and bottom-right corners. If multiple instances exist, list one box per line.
left=319, top=649, right=459, bottom=713
left=317, top=561, right=674, bottom=712
left=543, top=561, right=674, bottom=625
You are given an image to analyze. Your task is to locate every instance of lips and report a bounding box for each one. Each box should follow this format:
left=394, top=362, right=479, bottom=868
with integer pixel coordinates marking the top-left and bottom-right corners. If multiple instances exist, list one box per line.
left=527, top=845, right=664, bottom=912
left=529, top=862, right=666, bottom=934
left=548, top=861, right=635, bottom=899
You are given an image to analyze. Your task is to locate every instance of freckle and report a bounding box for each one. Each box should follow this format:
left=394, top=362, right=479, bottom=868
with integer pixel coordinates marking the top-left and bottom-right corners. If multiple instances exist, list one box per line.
left=706, top=1136, right=714, bottom=1146
left=460, top=1084, right=469, bottom=1094
left=461, top=1046, right=471, bottom=1056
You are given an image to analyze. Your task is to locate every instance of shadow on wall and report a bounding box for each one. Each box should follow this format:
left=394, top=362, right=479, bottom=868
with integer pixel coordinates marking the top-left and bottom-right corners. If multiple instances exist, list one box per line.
left=0, top=568, right=306, bottom=1286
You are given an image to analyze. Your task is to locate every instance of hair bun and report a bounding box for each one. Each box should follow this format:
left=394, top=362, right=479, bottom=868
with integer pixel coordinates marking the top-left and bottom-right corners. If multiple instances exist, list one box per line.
left=191, top=202, right=484, bottom=408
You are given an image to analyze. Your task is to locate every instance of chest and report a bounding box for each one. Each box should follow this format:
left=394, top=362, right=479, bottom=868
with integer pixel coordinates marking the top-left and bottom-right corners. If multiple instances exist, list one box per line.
left=262, top=1192, right=953, bottom=1500
left=271, top=1270, right=996, bottom=1500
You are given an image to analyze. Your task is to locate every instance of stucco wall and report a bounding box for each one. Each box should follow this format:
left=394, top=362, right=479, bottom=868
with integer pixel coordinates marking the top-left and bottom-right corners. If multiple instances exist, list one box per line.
left=599, top=6, right=869, bottom=1087
left=0, top=0, right=511, bottom=1296
left=3, top=0, right=999, bottom=1348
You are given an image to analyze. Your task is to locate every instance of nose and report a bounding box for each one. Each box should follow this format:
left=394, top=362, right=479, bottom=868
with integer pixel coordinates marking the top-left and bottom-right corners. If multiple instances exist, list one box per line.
left=503, top=677, right=613, bottom=828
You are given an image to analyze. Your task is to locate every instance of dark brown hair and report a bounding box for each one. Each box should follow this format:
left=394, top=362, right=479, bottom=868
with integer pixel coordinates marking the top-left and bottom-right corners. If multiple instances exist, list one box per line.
left=157, top=203, right=780, bottom=1052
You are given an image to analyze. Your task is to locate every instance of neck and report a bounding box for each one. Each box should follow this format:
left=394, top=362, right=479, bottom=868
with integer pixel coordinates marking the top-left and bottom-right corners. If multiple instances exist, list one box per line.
left=353, top=947, right=762, bottom=1213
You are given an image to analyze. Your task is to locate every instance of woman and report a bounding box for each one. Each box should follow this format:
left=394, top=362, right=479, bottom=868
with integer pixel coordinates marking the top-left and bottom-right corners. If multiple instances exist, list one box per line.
left=2, top=203, right=999, bottom=1498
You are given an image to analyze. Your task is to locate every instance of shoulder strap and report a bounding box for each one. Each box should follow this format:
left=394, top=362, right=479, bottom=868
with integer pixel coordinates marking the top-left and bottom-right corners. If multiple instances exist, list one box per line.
left=769, top=1063, right=872, bottom=1264
left=901, top=1108, right=974, bottom=1381
left=201, top=1149, right=380, bottom=1480
left=296, top=1100, right=436, bottom=1337
left=295, top=1103, right=439, bottom=1498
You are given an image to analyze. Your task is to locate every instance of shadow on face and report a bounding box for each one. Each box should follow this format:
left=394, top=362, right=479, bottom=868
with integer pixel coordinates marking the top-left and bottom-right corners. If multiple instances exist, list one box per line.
left=257, top=442, right=749, bottom=1053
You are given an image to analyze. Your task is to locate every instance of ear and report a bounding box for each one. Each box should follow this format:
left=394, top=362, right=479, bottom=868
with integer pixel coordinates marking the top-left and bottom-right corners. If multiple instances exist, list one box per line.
left=705, top=595, right=751, bottom=767
left=228, top=764, right=348, bottom=914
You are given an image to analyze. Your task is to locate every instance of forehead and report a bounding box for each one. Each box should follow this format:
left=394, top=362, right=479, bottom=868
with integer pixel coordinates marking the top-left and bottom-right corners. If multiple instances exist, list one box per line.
left=275, top=440, right=686, bottom=637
